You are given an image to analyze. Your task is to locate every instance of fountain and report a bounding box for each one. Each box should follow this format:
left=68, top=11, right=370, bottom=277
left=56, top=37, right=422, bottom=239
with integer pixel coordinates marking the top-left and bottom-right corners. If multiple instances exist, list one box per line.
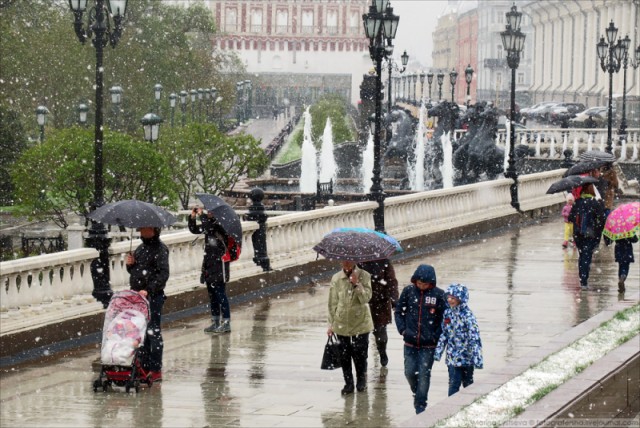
left=409, top=103, right=427, bottom=191
left=535, top=134, right=541, bottom=157
left=573, top=136, right=579, bottom=159
left=503, top=120, right=510, bottom=172
left=441, top=132, right=454, bottom=189
left=299, top=108, right=317, bottom=193
left=587, top=133, right=593, bottom=152
left=319, top=118, right=337, bottom=185
left=549, top=137, right=556, bottom=158
left=361, top=131, right=374, bottom=193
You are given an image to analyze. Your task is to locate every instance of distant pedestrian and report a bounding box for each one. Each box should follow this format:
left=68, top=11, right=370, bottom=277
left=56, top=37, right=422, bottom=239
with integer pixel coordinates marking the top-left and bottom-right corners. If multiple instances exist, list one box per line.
left=613, top=236, right=637, bottom=293
left=568, top=184, right=606, bottom=289
left=561, top=194, right=575, bottom=248
left=600, top=163, right=619, bottom=216
left=358, top=258, right=399, bottom=367
left=395, top=264, right=447, bottom=414
left=126, top=227, right=169, bottom=383
left=434, top=283, right=483, bottom=397
left=327, top=260, right=374, bottom=395
left=189, top=207, right=232, bottom=334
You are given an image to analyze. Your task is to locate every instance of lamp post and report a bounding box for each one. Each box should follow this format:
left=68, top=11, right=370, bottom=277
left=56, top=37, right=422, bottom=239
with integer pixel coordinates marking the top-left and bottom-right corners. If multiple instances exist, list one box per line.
left=419, top=71, right=425, bottom=104
left=412, top=74, right=418, bottom=105
left=140, top=112, right=163, bottom=202
left=436, top=72, right=444, bottom=101
left=596, top=21, right=624, bottom=154
left=501, top=2, right=526, bottom=213
left=386, top=50, right=408, bottom=111
left=401, top=75, right=407, bottom=101
left=464, top=64, right=474, bottom=107
left=617, top=36, right=638, bottom=146
left=204, top=88, right=211, bottom=122
left=190, top=89, right=197, bottom=121
left=109, top=85, right=122, bottom=130
left=449, top=68, right=458, bottom=103
left=197, top=88, right=203, bottom=121
left=362, top=0, right=399, bottom=233
left=153, top=83, right=162, bottom=114
left=245, top=80, right=252, bottom=120
left=68, top=0, right=129, bottom=307
left=168, top=93, right=176, bottom=128
left=427, top=71, right=434, bottom=102
left=36, top=105, right=49, bottom=143
left=78, top=103, right=89, bottom=126
left=179, top=90, right=187, bottom=127
left=236, top=81, right=244, bottom=123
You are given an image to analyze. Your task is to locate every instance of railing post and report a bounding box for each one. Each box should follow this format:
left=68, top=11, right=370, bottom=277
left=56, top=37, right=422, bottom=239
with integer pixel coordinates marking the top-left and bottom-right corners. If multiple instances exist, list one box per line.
left=246, top=188, right=271, bottom=272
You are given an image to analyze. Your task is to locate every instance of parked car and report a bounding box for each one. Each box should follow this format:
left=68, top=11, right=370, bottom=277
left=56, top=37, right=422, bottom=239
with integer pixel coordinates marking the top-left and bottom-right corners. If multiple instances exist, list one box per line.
left=530, top=102, right=563, bottom=122
left=521, top=102, right=554, bottom=119
left=567, top=106, right=611, bottom=128
left=548, top=103, right=586, bottom=125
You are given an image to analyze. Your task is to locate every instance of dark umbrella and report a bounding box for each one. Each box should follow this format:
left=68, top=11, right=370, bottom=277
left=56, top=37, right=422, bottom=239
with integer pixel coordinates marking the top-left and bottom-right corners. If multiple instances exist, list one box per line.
left=546, top=175, right=599, bottom=194
left=313, top=231, right=396, bottom=262
left=562, top=160, right=607, bottom=177
left=578, top=150, right=615, bottom=163
left=195, top=193, right=242, bottom=243
left=86, top=199, right=176, bottom=228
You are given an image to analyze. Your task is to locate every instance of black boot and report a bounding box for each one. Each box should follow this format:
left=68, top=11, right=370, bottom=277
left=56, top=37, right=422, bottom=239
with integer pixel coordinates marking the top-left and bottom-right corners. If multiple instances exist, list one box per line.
left=356, top=374, right=367, bottom=392
left=341, top=383, right=354, bottom=395
left=378, top=345, right=388, bottom=367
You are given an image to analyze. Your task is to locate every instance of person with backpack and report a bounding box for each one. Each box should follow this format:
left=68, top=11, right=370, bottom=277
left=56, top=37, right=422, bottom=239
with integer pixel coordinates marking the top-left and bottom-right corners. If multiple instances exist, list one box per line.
left=568, top=184, right=606, bottom=289
left=189, top=207, right=235, bottom=333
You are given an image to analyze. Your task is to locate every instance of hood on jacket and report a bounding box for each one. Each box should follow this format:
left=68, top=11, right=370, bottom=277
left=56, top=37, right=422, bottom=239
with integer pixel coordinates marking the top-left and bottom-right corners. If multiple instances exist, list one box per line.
left=411, top=264, right=436, bottom=285
left=446, top=283, right=469, bottom=305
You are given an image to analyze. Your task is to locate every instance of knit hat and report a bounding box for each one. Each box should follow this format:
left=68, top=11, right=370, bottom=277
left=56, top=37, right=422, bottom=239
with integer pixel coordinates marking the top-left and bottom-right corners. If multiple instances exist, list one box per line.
left=410, top=264, right=437, bottom=285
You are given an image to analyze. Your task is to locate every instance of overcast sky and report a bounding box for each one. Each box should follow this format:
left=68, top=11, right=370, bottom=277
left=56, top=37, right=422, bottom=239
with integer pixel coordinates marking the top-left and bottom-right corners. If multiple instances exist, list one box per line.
left=391, top=0, right=450, bottom=70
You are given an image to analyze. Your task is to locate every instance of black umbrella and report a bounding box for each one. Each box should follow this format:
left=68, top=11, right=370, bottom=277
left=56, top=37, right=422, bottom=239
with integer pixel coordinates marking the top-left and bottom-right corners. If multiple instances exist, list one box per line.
left=578, top=150, right=615, bottom=163
left=86, top=199, right=176, bottom=228
left=195, top=193, right=242, bottom=243
left=562, top=160, right=607, bottom=177
left=546, top=175, right=599, bottom=194
left=313, top=231, right=396, bottom=262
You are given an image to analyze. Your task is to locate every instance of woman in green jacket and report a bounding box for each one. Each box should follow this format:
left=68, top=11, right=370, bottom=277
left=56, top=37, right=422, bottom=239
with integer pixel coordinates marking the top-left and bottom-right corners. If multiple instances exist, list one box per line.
left=327, top=260, right=374, bottom=395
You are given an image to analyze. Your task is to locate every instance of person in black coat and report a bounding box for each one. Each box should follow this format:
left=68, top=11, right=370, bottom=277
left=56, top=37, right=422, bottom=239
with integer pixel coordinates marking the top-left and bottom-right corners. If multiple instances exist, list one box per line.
left=568, top=184, right=606, bottom=289
left=395, top=264, right=447, bottom=414
left=614, top=236, right=637, bottom=293
left=189, top=207, right=232, bottom=334
left=126, top=227, right=169, bottom=382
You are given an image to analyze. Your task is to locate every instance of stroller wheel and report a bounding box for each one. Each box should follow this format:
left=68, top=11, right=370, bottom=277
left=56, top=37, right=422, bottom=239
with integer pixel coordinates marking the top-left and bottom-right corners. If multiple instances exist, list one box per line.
left=102, top=381, right=109, bottom=392
left=93, top=379, right=101, bottom=392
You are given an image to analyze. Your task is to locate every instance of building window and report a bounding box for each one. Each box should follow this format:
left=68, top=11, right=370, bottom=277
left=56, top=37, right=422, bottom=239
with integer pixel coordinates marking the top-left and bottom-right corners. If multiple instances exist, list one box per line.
left=225, top=7, right=237, bottom=32
left=517, top=72, right=524, bottom=85
left=302, top=9, right=314, bottom=34
left=250, top=8, right=263, bottom=33
left=497, top=45, right=503, bottom=59
left=276, top=9, right=288, bottom=34
left=326, top=9, right=338, bottom=35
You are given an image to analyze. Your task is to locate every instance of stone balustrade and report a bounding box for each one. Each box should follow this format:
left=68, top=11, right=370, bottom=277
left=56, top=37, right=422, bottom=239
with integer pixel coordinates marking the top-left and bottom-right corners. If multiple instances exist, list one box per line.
left=0, top=170, right=566, bottom=331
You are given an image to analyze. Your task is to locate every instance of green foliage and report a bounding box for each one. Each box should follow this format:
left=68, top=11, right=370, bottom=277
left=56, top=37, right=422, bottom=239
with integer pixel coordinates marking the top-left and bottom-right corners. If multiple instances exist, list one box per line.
left=528, top=384, right=559, bottom=403
left=308, top=94, right=355, bottom=146
left=158, top=124, right=269, bottom=209
left=0, top=105, right=27, bottom=205
left=10, top=127, right=177, bottom=227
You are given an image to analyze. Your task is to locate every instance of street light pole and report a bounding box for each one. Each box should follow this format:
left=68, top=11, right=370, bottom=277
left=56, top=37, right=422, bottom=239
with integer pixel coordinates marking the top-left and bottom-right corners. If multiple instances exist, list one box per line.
left=437, top=72, right=444, bottom=101
left=179, top=90, right=187, bottom=127
left=190, top=89, right=197, bottom=122
left=596, top=21, right=624, bottom=154
left=464, top=64, right=474, bottom=108
left=154, top=83, right=162, bottom=114
left=617, top=35, right=633, bottom=146
left=363, top=0, right=399, bottom=233
left=109, top=85, right=122, bottom=130
left=501, top=2, right=526, bottom=213
left=427, top=71, right=434, bottom=103
left=449, top=68, right=458, bottom=103
left=36, top=105, right=49, bottom=143
left=78, top=103, right=89, bottom=127
left=140, top=112, right=163, bottom=202
left=386, top=50, right=408, bottom=111
left=169, top=93, right=176, bottom=128
left=68, top=0, right=129, bottom=307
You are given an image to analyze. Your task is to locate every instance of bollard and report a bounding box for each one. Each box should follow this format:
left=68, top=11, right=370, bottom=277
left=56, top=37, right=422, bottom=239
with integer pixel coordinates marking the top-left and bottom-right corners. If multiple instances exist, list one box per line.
left=561, top=149, right=574, bottom=169
left=246, top=188, right=271, bottom=272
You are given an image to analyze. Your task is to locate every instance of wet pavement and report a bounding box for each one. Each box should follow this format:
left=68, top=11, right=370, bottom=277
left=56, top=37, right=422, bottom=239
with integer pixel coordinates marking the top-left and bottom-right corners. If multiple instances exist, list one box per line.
left=1, top=215, right=638, bottom=428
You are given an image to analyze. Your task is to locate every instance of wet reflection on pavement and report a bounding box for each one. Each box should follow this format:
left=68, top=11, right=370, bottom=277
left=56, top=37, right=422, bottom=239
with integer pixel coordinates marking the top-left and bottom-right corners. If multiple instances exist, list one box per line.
left=1, top=217, right=637, bottom=427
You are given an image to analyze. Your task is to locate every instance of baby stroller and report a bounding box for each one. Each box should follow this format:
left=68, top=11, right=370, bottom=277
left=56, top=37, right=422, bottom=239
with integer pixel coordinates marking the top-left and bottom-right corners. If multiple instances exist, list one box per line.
left=93, top=290, right=151, bottom=393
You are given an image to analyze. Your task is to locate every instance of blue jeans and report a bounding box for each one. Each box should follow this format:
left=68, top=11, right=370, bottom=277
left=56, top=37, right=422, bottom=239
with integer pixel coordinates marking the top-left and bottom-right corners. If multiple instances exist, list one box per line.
left=403, top=346, right=435, bottom=414
left=140, top=293, right=165, bottom=372
left=207, top=281, right=230, bottom=319
left=448, top=365, right=474, bottom=396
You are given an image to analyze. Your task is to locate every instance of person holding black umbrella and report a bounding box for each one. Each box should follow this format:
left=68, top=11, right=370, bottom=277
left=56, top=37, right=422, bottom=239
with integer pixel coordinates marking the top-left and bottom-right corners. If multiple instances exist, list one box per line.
left=126, top=227, right=170, bottom=382
left=190, top=207, right=233, bottom=334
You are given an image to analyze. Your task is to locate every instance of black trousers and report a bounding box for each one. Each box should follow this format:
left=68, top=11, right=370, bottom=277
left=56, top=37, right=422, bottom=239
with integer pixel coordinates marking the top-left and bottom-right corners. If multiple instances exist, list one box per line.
left=337, top=333, right=369, bottom=386
left=140, top=293, right=165, bottom=372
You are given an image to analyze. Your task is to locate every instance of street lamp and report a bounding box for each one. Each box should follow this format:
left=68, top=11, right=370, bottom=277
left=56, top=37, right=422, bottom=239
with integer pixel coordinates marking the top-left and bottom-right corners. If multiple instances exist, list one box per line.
left=68, top=0, right=129, bottom=307
left=436, top=72, right=444, bottom=101
left=109, top=85, right=122, bottom=130
left=362, top=0, right=399, bottom=233
left=154, top=83, right=162, bottom=114
left=464, top=64, right=474, bottom=107
left=179, top=90, right=187, bottom=127
left=190, top=89, right=197, bottom=121
left=168, top=92, right=176, bottom=128
left=412, top=74, right=418, bottom=105
left=140, top=112, right=163, bottom=202
left=427, top=71, right=434, bottom=102
left=245, top=80, right=252, bottom=119
left=197, top=88, right=204, bottom=121
left=386, top=50, right=408, bottom=111
left=204, top=88, right=211, bottom=122
left=418, top=71, right=425, bottom=104
left=596, top=21, right=624, bottom=154
left=78, top=103, right=89, bottom=126
left=501, top=2, right=526, bottom=212
left=617, top=35, right=638, bottom=146
left=449, top=68, right=458, bottom=103
left=35, top=105, right=49, bottom=143
left=236, top=81, right=244, bottom=123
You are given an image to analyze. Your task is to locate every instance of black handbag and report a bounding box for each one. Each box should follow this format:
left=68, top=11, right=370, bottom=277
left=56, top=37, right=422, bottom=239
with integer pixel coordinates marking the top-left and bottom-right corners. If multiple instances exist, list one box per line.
left=321, top=334, right=342, bottom=370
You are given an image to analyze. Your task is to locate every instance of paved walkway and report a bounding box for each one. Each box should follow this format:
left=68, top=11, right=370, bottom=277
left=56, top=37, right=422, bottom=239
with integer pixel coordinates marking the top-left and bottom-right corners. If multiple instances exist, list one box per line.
left=1, top=216, right=638, bottom=427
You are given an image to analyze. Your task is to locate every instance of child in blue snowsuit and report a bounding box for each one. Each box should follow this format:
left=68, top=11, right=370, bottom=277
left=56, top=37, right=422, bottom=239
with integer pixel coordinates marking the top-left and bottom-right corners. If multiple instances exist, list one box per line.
left=434, top=283, right=483, bottom=396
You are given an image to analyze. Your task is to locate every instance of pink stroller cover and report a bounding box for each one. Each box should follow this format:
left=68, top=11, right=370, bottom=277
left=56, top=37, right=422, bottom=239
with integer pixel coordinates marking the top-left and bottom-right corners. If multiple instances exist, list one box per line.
left=100, top=290, right=150, bottom=366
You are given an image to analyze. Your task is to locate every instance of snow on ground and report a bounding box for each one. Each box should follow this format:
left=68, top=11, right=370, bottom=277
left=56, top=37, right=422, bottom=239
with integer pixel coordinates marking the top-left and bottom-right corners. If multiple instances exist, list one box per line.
left=440, top=304, right=640, bottom=428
